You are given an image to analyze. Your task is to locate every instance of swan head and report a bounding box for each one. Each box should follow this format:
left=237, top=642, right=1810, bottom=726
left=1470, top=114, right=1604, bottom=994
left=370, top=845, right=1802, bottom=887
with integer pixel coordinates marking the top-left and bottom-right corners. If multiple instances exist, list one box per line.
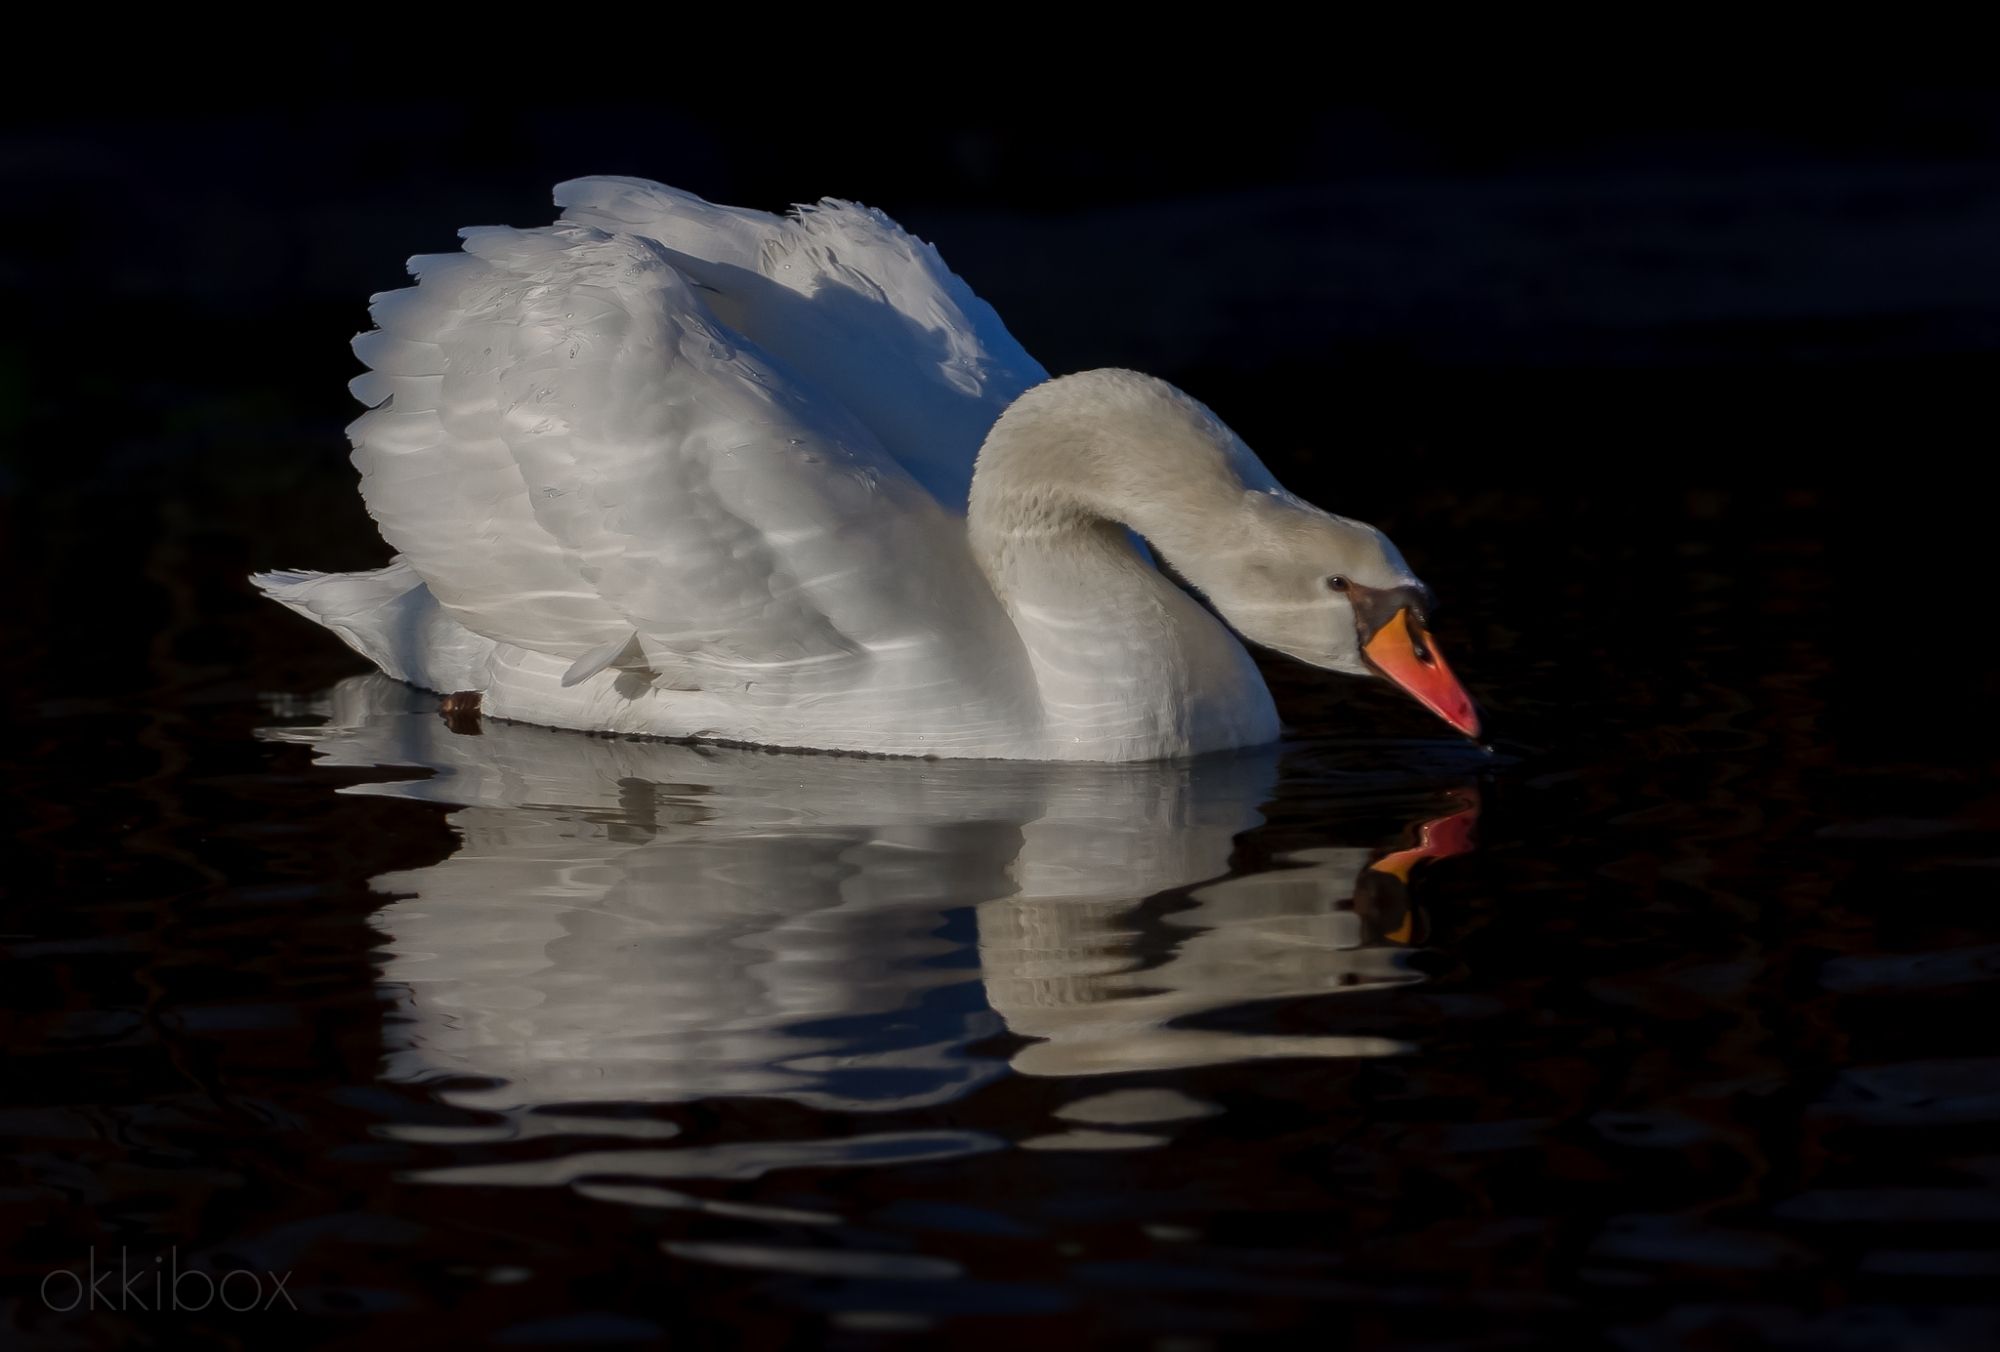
left=973, top=370, right=1481, bottom=739
left=1194, top=490, right=1482, bottom=739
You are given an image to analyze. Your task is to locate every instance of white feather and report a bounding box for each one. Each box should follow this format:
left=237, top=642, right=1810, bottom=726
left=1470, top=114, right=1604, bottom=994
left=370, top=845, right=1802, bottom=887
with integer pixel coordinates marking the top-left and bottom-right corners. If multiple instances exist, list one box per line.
left=333, top=197, right=1042, bottom=755
left=259, top=179, right=1444, bottom=759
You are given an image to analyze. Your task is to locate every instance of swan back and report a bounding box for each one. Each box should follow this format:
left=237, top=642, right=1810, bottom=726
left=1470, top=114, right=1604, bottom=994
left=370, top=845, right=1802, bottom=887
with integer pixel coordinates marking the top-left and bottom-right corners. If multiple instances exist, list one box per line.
left=344, top=208, right=1038, bottom=754
left=555, top=176, right=1046, bottom=510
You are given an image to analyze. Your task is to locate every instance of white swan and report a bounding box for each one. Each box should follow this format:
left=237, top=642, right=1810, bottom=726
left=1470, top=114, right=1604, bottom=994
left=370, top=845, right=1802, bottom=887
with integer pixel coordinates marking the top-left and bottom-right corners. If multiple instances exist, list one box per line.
left=256, top=177, right=1477, bottom=760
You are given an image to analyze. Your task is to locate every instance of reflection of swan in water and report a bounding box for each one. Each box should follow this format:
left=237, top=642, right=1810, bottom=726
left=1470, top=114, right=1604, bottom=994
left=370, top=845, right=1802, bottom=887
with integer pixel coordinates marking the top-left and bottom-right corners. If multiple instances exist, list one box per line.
left=990, top=810, right=1473, bottom=1079
left=267, top=676, right=1474, bottom=1119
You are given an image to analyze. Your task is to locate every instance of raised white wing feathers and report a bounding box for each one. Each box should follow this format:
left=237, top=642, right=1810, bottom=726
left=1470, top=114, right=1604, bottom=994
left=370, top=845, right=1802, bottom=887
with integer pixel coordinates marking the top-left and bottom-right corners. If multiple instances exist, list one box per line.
left=553, top=175, right=1047, bottom=511
left=348, top=216, right=1001, bottom=694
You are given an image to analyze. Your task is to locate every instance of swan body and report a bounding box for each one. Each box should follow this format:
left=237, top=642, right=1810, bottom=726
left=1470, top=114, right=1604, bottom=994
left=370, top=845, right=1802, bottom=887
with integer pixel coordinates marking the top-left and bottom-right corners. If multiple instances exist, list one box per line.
left=258, top=177, right=1475, bottom=760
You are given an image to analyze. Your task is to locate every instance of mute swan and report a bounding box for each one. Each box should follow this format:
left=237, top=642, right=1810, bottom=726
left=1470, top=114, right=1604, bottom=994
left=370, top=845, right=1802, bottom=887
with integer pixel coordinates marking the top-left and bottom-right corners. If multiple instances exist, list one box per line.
left=256, top=177, right=1477, bottom=760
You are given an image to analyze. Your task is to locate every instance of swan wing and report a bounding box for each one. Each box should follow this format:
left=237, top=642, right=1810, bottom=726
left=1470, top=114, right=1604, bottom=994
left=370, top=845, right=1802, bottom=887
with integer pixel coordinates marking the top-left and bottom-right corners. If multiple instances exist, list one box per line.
left=349, top=221, right=1002, bottom=691
left=553, top=176, right=1047, bottom=510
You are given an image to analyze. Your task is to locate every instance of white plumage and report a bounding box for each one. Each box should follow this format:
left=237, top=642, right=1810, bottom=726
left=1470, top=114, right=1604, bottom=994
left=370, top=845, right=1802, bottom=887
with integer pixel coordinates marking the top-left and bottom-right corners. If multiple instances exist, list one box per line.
left=260, top=177, right=1466, bottom=759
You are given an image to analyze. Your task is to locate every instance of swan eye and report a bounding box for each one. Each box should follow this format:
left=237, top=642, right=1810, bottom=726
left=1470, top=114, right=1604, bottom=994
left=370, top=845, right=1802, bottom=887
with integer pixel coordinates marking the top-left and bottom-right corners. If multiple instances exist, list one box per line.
left=1325, top=576, right=1350, bottom=593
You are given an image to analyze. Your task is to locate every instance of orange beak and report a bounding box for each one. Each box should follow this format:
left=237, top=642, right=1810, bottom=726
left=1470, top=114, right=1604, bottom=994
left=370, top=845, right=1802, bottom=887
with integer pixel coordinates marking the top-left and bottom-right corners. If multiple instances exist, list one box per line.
left=1361, top=608, right=1480, bottom=738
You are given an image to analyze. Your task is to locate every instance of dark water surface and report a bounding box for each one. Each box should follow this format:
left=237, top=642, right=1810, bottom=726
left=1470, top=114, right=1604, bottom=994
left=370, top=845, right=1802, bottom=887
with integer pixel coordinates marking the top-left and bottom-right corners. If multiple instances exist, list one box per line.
left=7, top=411, right=2000, bottom=1348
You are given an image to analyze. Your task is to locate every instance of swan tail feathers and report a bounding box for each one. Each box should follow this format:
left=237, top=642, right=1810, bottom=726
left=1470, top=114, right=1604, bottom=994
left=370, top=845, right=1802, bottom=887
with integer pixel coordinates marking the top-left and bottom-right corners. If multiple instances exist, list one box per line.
left=251, top=560, right=495, bottom=694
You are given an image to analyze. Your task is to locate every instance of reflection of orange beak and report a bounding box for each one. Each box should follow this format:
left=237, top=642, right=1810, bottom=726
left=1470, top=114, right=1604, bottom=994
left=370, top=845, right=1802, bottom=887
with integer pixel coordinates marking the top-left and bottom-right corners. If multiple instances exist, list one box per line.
left=1365, top=794, right=1480, bottom=944
left=1369, top=797, right=1480, bottom=884
left=1361, top=608, right=1480, bottom=738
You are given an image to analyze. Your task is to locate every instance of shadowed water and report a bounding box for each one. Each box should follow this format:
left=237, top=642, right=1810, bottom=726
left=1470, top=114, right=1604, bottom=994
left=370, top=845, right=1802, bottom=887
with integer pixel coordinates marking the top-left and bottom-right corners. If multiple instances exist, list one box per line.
left=8, top=383, right=2000, bottom=1346
left=13, top=82, right=2000, bottom=1342
left=272, top=675, right=1464, bottom=1155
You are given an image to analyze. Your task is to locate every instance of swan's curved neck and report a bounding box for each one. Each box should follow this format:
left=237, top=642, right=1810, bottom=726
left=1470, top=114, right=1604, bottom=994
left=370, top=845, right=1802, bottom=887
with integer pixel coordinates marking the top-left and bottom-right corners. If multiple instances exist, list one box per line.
left=965, top=371, right=1278, bottom=758
left=968, top=373, right=1269, bottom=576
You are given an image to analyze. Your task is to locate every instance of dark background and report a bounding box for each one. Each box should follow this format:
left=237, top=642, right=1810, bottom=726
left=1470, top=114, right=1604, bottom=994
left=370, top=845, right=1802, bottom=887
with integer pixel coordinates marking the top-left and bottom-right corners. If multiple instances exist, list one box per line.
left=5, top=52, right=1996, bottom=737
left=8, top=42, right=2000, bottom=1347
